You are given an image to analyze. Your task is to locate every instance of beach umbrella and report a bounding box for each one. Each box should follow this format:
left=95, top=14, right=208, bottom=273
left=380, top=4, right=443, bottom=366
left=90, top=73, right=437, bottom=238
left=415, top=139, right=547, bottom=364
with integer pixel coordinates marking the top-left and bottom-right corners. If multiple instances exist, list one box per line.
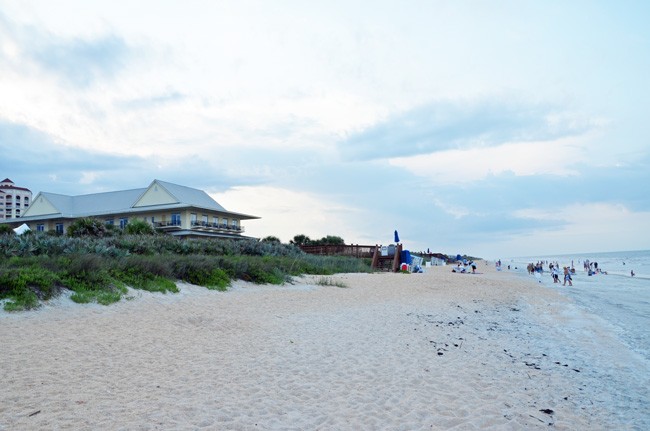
left=394, top=230, right=400, bottom=243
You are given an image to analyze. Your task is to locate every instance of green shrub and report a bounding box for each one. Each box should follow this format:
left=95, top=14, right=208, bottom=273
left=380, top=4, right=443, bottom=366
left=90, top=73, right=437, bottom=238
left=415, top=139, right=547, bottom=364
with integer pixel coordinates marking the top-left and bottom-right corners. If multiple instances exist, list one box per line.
left=60, top=254, right=126, bottom=305
left=118, top=255, right=173, bottom=278
left=112, top=256, right=178, bottom=293
left=0, top=266, right=60, bottom=311
left=67, top=218, right=111, bottom=237
left=0, top=234, right=373, bottom=310
left=0, top=224, right=14, bottom=235
left=228, top=256, right=288, bottom=284
left=124, top=219, right=156, bottom=235
left=3, top=290, right=39, bottom=311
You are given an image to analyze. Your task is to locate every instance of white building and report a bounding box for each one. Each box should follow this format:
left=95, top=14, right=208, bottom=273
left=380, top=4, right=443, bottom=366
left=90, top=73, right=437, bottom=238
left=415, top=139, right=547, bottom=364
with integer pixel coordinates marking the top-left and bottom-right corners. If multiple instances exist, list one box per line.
left=0, top=178, right=32, bottom=221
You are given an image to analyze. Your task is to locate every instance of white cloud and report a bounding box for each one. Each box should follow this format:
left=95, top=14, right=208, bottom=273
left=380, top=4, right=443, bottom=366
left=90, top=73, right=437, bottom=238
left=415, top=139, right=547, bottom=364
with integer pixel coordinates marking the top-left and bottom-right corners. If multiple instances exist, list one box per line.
left=388, top=137, right=586, bottom=185
left=79, top=171, right=100, bottom=185
left=499, top=203, right=650, bottom=256
left=1, top=1, right=649, bottom=257
left=432, top=198, right=471, bottom=219
left=212, top=186, right=361, bottom=243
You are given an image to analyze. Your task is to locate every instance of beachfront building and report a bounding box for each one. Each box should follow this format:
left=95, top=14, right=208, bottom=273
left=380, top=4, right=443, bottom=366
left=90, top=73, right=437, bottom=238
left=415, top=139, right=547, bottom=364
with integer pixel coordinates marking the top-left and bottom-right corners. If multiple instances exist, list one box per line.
left=6, top=179, right=259, bottom=238
left=0, top=178, right=32, bottom=222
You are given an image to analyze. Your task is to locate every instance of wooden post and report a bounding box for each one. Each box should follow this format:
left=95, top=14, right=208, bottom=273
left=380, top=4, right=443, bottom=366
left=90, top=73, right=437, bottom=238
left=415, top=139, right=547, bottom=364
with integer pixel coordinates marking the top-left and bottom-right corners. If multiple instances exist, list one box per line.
left=371, top=245, right=379, bottom=270
left=392, top=243, right=402, bottom=272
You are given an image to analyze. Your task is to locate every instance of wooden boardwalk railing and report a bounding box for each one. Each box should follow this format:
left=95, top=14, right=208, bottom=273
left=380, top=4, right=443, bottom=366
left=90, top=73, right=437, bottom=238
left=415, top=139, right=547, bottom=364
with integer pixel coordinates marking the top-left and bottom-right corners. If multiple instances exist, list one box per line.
left=298, top=244, right=376, bottom=258
left=299, top=243, right=404, bottom=272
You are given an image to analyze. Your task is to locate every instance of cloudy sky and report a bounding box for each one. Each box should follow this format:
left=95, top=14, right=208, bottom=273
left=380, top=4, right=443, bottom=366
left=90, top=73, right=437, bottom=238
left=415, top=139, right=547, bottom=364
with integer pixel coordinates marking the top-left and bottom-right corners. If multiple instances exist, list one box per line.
left=1, top=1, right=649, bottom=258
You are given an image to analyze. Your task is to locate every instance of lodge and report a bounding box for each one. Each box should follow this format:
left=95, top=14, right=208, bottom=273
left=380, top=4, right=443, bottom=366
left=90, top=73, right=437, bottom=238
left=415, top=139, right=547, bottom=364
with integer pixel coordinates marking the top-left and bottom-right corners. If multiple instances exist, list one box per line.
left=6, top=179, right=259, bottom=238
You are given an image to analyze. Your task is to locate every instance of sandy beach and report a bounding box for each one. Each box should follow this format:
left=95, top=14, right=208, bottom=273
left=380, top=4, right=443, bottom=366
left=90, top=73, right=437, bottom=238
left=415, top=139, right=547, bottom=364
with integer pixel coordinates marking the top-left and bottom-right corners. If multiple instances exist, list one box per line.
left=1, top=264, right=647, bottom=430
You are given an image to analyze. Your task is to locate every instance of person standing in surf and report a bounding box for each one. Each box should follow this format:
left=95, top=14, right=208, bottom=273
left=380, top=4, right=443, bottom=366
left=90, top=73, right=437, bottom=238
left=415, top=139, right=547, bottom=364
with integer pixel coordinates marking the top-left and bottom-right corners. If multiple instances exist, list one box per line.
left=563, top=267, right=573, bottom=286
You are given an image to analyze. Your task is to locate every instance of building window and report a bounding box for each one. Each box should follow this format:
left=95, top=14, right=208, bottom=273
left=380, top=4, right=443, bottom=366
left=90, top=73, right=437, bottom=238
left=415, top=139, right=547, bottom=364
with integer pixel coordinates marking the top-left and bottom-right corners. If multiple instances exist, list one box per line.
left=119, top=218, right=128, bottom=229
left=171, top=213, right=181, bottom=225
left=190, top=213, right=197, bottom=225
left=55, top=223, right=64, bottom=235
left=213, top=216, right=218, bottom=226
left=151, top=216, right=155, bottom=223
left=231, top=219, right=238, bottom=228
left=202, top=215, right=208, bottom=225
left=106, top=219, right=114, bottom=225
left=36, top=224, right=45, bottom=232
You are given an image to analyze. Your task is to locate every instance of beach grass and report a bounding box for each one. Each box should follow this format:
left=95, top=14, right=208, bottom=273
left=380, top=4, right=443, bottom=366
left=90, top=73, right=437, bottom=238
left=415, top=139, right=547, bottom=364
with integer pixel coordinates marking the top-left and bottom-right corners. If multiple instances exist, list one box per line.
left=0, top=234, right=372, bottom=310
left=315, top=276, right=348, bottom=288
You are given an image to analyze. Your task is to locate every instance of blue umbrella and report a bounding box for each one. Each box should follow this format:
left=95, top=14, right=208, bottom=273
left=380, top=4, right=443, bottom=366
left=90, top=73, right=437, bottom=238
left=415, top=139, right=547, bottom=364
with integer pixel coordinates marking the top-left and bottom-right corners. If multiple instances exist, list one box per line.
left=394, top=230, right=400, bottom=243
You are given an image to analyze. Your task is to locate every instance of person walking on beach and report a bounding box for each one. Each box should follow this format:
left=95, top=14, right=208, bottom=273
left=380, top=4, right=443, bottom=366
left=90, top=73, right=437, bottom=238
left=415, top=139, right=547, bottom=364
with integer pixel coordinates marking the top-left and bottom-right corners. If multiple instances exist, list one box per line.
left=631, top=270, right=635, bottom=277
left=563, top=267, right=573, bottom=286
left=551, top=265, right=560, bottom=283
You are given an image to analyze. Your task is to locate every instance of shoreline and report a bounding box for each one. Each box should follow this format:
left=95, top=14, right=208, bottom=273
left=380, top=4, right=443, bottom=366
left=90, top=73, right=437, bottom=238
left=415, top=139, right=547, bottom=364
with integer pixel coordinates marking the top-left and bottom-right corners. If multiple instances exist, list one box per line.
left=1, top=265, right=648, bottom=430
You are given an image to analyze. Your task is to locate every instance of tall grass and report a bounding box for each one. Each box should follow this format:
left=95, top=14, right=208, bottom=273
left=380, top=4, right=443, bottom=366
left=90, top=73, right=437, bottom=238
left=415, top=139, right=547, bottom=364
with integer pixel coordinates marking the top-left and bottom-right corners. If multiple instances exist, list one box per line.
left=0, top=233, right=372, bottom=311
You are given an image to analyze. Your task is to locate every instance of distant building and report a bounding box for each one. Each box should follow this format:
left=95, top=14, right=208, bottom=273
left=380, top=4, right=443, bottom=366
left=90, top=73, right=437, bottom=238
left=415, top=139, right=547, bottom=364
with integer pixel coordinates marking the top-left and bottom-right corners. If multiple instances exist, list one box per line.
left=4, top=179, right=259, bottom=238
left=0, top=178, right=32, bottom=221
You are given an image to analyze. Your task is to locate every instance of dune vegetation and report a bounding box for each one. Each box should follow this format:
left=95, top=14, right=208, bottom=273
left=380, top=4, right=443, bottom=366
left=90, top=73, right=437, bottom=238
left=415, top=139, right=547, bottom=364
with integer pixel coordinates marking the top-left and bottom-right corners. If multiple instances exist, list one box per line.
left=0, top=224, right=372, bottom=311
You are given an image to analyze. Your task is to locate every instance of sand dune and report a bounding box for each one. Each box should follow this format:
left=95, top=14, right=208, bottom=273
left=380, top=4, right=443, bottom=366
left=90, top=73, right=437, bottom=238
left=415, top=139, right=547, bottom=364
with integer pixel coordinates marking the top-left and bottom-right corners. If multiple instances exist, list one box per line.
left=1, top=264, right=646, bottom=430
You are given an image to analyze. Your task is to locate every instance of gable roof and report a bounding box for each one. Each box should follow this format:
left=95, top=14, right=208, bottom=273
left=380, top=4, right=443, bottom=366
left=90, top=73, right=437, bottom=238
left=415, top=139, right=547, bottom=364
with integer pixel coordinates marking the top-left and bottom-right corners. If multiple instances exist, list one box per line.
left=149, top=180, right=227, bottom=211
left=41, top=188, right=145, bottom=216
left=19, top=180, right=257, bottom=220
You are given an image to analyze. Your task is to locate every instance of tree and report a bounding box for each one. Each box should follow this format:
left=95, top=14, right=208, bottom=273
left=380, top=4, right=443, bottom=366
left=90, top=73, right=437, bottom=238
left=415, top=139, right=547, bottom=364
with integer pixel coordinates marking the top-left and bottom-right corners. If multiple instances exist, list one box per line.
left=261, top=235, right=282, bottom=244
left=290, top=234, right=345, bottom=246
left=319, top=235, right=345, bottom=245
left=290, top=234, right=311, bottom=246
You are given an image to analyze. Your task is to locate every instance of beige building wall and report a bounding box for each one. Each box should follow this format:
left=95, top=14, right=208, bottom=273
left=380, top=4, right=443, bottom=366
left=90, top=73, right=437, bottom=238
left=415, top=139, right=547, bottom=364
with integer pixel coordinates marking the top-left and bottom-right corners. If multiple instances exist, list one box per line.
left=21, top=195, right=58, bottom=217
left=25, top=209, right=242, bottom=235
left=133, top=185, right=178, bottom=207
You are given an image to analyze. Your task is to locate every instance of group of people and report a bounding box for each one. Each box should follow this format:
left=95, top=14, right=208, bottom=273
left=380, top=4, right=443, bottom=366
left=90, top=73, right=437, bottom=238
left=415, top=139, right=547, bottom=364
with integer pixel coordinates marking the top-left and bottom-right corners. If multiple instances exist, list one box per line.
left=452, top=259, right=477, bottom=273
left=546, top=263, right=574, bottom=286
left=584, top=259, right=607, bottom=276
left=516, top=257, right=638, bottom=284
left=525, top=261, right=575, bottom=286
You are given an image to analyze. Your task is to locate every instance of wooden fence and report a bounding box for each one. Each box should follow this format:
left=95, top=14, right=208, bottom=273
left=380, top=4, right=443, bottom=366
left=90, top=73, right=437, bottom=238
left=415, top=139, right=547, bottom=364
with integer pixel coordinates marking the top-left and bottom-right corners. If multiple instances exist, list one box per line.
left=298, top=244, right=376, bottom=258
left=299, top=244, right=451, bottom=272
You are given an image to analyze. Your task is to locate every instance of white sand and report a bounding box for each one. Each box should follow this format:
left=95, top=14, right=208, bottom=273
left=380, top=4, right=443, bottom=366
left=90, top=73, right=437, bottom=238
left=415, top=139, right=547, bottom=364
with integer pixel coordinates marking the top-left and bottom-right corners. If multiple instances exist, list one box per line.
left=0, top=264, right=644, bottom=430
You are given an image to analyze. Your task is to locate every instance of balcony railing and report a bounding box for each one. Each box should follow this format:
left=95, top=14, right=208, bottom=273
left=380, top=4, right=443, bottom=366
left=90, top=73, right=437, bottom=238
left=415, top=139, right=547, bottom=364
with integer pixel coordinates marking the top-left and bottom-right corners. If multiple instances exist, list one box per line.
left=191, top=221, right=244, bottom=233
left=153, top=220, right=244, bottom=233
left=154, top=221, right=182, bottom=231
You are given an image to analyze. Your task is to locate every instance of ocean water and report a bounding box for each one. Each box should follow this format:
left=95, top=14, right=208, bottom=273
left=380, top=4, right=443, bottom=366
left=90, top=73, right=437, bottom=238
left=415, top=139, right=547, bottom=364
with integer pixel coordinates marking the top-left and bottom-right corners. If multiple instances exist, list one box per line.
left=505, top=250, right=649, bottom=428
left=506, top=249, right=650, bottom=360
